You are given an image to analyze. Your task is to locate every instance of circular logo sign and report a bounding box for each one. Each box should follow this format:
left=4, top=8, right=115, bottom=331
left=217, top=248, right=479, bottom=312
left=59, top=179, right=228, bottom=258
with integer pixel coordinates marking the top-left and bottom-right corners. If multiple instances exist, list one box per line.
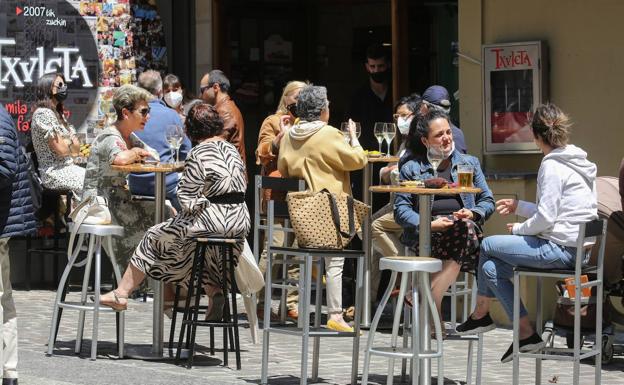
left=0, top=1, right=98, bottom=136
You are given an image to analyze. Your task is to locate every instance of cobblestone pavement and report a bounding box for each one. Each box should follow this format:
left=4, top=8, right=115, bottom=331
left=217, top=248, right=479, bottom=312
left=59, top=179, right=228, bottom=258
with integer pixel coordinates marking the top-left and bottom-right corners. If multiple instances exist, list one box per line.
left=12, top=290, right=624, bottom=384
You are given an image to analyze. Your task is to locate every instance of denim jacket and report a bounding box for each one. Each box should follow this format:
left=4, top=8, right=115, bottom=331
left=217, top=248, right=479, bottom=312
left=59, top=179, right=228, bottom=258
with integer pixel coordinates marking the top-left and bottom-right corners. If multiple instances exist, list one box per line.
left=394, top=150, right=495, bottom=248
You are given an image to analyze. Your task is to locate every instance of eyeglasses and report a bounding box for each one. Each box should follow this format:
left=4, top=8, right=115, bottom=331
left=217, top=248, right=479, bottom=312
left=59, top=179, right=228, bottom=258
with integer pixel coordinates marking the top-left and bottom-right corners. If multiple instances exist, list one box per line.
left=199, top=85, right=211, bottom=94
left=393, top=113, right=413, bottom=120
left=134, top=107, right=150, bottom=117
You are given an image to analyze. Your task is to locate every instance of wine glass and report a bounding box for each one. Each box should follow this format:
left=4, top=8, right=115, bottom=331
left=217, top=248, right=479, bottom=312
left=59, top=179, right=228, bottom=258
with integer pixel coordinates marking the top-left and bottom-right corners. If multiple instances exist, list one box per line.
left=165, top=125, right=184, bottom=164
left=383, top=123, right=396, bottom=156
left=340, top=121, right=361, bottom=143
left=373, top=122, right=385, bottom=153
left=427, top=144, right=445, bottom=177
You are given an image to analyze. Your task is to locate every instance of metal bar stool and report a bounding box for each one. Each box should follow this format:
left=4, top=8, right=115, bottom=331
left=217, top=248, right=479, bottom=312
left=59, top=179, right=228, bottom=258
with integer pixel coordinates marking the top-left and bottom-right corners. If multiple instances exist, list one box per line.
left=175, top=236, right=245, bottom=369
left=259, top=186, right=365, bottom=385
left=511, top=219, right=607, bottom=385
left=362, top=256, right=444, bottom=385
left=46, top=223, right=125, bottom=360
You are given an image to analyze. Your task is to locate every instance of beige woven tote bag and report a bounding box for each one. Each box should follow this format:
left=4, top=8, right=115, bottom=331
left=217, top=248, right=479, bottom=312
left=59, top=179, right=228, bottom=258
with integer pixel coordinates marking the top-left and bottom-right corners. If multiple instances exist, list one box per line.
left=286, top=189, right=370, bottom=249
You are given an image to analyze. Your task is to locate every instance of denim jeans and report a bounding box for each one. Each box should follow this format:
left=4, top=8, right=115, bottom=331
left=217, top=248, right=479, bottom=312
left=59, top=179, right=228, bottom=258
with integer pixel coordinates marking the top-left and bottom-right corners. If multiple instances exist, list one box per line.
left=477, top=235, right=575, bottom=320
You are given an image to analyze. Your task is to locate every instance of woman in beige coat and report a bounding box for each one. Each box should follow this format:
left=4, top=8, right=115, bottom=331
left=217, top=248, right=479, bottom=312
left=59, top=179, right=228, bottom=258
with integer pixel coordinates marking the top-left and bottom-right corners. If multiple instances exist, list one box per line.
left=278, top=85, right=367, bottom=332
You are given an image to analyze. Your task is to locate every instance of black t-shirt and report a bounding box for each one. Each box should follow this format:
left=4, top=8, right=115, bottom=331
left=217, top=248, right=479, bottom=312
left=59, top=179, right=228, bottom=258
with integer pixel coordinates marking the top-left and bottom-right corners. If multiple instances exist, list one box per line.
left=431, top=163, right=462, bottom=215
left=345, top=84, right=393, bottom=152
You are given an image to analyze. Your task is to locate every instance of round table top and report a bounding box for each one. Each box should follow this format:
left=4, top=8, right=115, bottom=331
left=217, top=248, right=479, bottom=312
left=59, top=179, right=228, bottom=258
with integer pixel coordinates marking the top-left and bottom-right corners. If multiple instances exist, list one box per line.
left=111, top=162, right=184, bottom=173
left=369, top=184, right=481, bottom=195
left=367, top=155, right=400, bottom=163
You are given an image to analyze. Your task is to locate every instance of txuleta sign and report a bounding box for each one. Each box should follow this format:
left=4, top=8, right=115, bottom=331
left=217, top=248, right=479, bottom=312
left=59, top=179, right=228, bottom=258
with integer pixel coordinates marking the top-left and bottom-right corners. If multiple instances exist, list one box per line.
left=0, top=38, right=94, bottom=89
left=482, top=41, right=548, bottom=154
left=490, top=47, right=533, bottom=70
left=0, top=0, right=99, bottom=136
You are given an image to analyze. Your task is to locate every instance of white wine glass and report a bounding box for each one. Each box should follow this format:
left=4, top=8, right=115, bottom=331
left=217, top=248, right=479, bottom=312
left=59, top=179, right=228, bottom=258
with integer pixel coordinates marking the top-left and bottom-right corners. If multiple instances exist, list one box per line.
left=427, top=144, right=445, bottom=177
left=373, top=122, right=385, bottom=153
left=165, top=125, right=184, bottom=164
left=383, top=123, right=396, bottom=156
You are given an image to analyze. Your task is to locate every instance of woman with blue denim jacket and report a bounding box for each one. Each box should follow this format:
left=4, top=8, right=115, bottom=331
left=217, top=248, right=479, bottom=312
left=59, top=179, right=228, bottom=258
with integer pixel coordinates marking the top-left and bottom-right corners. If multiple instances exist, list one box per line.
left=394, top=109, right=495, bottom=323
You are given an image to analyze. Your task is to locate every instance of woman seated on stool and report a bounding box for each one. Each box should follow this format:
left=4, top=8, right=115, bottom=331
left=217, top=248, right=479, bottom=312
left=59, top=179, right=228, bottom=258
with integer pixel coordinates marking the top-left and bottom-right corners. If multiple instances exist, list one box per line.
left=455, top=103, right=598, bottom=363
left=277, top=85, right=367, bottom=332
left=394, top=109, right=495, bottom=330
left=30, top=72, right=85, bottom=200
left=100, top=102, right=250, bottom=320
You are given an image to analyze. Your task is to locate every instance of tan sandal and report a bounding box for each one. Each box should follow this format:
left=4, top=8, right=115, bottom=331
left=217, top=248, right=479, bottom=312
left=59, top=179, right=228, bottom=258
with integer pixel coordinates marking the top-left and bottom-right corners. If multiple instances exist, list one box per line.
left=99, top=290, right=128, bottom=311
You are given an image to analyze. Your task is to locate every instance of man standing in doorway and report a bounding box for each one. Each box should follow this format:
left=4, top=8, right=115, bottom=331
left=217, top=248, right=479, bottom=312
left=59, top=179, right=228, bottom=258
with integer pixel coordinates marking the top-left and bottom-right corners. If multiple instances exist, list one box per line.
left=0, top=105, right=37, bottom=385
left=199, top=70, right=246, bottom=163
left=345, top=44, right=394, bottom=153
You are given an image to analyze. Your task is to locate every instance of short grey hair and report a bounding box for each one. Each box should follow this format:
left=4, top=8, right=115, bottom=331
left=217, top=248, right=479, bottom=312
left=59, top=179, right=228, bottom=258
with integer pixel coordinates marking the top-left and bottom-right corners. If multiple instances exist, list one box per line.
left=113, top=84, right=154, bottom=120
left=138, top=70, right=163, bottom=96
left=296, top=85, right=328, bottom=121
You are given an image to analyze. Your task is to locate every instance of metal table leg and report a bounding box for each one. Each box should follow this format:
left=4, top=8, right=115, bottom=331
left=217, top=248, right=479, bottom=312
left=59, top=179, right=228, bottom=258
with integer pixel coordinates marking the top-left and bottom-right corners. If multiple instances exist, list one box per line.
left=125, top=172, right=168, bottom=359
left=362, top=163, right=372, bottom=327
left=418, top=194, right=433, bottom=385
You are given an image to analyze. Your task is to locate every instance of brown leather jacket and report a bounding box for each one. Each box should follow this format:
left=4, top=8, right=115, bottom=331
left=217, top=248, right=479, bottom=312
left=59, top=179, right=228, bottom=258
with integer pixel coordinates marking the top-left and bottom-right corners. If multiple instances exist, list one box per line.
left=215, top=95, right=246, bottom=163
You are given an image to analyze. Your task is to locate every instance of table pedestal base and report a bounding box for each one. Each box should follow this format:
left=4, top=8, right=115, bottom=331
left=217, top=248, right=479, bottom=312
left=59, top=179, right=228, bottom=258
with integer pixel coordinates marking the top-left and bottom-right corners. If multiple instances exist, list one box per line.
left=124, top=345, right=190, bottom=361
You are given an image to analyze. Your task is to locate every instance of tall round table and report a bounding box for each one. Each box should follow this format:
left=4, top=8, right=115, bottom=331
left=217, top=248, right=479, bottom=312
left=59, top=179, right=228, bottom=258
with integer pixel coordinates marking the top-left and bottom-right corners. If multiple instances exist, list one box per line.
left=111, top=162, right=184, bottom=359
left=361, top=155, right=400, bottom=326
left=369, top=184, right=481, bottom=385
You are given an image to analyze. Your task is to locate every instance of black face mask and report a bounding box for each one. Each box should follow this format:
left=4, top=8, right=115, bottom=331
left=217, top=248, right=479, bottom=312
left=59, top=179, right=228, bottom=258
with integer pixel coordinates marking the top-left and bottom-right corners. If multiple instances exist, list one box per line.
left=54, top=85, right=68, bottom=102
left=369, top=70, right=388, bottom=84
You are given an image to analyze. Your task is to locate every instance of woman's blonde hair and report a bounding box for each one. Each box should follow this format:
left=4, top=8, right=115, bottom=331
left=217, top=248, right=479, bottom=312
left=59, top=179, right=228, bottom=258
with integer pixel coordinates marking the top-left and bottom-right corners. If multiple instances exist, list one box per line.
left=276, top=80, right=307, bottom=115
left=531, top=102, right=571, bottom=148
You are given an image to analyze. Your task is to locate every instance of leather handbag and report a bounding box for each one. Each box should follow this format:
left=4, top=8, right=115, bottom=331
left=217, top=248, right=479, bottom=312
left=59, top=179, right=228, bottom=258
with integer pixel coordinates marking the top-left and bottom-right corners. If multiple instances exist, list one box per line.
left=286, top=189, right=370, bottom=249
left=69, top=195, right=112, bottom=226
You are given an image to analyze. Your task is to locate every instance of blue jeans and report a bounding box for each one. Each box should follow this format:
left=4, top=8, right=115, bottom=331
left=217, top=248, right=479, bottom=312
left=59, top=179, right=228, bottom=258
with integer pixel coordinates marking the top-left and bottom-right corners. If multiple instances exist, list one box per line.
left=477, top=235, right=575, bottom=320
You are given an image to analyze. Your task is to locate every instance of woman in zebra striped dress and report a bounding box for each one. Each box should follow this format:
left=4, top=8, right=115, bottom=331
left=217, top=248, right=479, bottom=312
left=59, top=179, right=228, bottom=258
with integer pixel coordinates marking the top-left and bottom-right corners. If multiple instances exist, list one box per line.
left=100, top=103, right=250, bottom=319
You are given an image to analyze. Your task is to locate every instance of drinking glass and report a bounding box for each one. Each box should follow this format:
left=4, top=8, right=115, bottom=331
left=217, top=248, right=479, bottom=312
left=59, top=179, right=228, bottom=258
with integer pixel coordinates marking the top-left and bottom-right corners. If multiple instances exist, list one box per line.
left=383, top=123, right=396, bottom=156
left=457, top=164, right=474, bottom=188
left=373, top=122, right=385, bottom=153
left=340, top=121, right=361, bottom=143
left=427, top=144, right=445, bottom=177
left=165, top=125, right=184, bottom=164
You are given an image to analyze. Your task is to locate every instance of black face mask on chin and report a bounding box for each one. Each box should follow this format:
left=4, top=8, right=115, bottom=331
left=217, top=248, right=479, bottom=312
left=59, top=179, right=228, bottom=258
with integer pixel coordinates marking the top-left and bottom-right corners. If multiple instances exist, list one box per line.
left=369, top=70, right=388, bottom=84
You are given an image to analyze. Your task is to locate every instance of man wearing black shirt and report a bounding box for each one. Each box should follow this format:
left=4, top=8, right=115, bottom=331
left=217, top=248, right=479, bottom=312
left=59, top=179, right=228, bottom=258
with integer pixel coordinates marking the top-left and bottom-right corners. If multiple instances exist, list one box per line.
left=345, top=44, right=394, bottom=154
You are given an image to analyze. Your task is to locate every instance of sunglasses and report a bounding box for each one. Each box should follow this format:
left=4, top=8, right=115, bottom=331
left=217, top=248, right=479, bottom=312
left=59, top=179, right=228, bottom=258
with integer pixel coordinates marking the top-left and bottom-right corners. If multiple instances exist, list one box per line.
left=55, top=82, right=65, bottom=88
left=199, top=85, right=212, bottom=94
left=134, top=107, right=150, bottom=117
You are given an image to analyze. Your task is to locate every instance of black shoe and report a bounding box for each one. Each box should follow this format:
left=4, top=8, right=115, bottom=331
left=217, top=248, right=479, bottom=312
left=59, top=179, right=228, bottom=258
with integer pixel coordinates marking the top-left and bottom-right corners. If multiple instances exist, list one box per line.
left=455, top=313, right=496, bottom=335
left=500, top=332, right=546, bottom=363
left=3, top=378, right=18, bottom=385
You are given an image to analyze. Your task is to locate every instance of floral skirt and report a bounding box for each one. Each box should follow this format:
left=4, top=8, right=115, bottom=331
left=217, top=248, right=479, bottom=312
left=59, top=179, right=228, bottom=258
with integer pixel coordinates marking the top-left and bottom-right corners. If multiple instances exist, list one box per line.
left=430, top=218, right=482, bottom=272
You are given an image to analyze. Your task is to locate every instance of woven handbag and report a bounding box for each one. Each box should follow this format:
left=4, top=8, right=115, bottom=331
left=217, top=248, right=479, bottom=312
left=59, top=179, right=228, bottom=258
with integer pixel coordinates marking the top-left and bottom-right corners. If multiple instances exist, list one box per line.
left=286, top=189, right=370, bottom=249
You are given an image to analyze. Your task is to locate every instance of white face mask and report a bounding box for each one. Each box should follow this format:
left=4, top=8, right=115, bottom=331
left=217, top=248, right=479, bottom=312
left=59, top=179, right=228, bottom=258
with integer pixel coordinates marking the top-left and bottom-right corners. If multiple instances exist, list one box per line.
left=397, top=116, right=413, bottom=135
left=426, top=140, right=455, bottom=159
left=164, top=91, right=183, bottom=108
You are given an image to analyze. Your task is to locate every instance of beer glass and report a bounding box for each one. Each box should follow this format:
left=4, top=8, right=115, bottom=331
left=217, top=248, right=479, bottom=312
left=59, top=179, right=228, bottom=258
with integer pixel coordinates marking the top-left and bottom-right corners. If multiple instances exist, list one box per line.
left=457, top=164, right=474, bottom=188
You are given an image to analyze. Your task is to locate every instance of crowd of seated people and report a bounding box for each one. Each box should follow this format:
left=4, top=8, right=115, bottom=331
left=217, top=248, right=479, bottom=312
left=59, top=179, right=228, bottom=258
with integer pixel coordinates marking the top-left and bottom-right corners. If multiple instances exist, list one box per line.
left=31, top=63, right=605, bottom=366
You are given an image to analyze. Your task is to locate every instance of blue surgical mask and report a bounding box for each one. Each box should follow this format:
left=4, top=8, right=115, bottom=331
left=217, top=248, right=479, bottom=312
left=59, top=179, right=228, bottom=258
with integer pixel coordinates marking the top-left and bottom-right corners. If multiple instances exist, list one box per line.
left=397, top=116, right=413, bottom=135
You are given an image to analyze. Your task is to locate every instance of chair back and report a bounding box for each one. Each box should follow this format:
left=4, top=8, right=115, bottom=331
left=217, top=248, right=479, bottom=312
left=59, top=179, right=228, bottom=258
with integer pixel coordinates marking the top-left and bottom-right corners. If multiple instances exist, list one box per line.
left=252, top=175, right=306, bottom=262
left=574, top=219, right=608, bottom=274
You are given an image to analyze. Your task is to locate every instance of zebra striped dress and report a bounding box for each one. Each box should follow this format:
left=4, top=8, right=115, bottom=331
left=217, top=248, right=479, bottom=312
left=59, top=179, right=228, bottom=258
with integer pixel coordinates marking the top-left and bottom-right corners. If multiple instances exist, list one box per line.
left=131, top=140, right=250, bottom=288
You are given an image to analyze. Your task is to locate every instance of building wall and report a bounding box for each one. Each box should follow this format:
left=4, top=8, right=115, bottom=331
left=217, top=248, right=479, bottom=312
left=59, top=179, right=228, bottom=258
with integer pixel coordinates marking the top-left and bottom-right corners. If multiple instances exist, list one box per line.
left=459, top=0, right=624, bottom=176
left=195, top=0, right=213, bottom=94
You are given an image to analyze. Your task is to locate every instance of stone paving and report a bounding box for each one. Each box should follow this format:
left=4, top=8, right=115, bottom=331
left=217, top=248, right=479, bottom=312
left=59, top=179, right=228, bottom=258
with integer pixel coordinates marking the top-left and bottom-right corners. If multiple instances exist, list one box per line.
left=12, top=289, right=624, bottom=384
